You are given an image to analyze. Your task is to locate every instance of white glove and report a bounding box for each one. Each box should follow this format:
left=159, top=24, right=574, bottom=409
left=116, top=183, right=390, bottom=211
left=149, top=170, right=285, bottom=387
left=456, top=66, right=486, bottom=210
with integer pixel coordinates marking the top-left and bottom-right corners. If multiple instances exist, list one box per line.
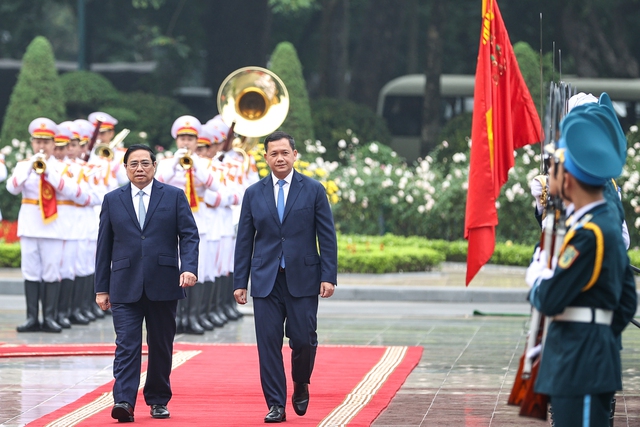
left=173, top=148, right=189, bottom=170
left=525, top=248, right=554, bottom=288
left=44, top=162, right=62, bottom=189
left=530, top=177, right=544, bottom=214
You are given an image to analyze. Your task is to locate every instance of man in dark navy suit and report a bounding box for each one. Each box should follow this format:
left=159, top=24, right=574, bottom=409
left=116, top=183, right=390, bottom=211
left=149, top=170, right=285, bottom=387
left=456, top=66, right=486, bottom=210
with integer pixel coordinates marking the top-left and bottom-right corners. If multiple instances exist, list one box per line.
left=95, top=144, right=199, bottom=423
left=234, top=131, right=338, bottom=423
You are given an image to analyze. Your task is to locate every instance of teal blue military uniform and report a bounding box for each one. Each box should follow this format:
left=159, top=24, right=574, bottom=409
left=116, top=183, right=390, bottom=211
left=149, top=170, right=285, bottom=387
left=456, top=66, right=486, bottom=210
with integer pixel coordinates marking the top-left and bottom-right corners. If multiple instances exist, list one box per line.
left=527, top=101, right=637, bottom=427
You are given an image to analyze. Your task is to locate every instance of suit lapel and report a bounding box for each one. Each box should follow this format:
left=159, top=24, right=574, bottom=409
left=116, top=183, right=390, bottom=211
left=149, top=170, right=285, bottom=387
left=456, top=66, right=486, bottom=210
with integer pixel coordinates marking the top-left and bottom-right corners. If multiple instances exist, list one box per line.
left=143, top=179, right=164, bottom=230
left=118, top=183, right=139, bottom=228
left=261, top=176, right=280, bottom=225
left=282, top=171, right=303, bottom=223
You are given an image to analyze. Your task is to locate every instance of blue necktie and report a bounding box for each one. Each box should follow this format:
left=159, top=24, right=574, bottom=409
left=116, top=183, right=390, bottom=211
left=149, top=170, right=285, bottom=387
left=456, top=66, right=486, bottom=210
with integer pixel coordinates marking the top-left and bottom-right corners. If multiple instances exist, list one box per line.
left=138, top=190, right=146, bottom=228
left=277, top=180, right=285, bottom=268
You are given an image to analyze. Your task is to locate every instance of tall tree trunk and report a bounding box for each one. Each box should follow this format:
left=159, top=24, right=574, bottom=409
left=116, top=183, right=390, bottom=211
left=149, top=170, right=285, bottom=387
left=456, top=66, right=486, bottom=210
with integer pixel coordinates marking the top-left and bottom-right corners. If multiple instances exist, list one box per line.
left=203, top=0, right=272, bottom=114
left=318, top=0, right=349, bottom=99
left=561, top=4, right=638, bottom=78
left=350, top=0, right=405, bottom=110
left=420, top=1, right=446, bottom=157
left=405, top=0, right=420, bottom=74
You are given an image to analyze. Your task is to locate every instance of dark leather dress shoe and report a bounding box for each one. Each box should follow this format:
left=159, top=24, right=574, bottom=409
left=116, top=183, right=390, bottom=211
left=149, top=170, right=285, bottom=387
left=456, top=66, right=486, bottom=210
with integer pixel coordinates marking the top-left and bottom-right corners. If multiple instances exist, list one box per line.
left=150, top=404, right=170, bottom=419
left=264, top=405, right=286, bottom=423
left=111, top=402, right=134, bottom=423
left=292, top=382, right=309, bottom=416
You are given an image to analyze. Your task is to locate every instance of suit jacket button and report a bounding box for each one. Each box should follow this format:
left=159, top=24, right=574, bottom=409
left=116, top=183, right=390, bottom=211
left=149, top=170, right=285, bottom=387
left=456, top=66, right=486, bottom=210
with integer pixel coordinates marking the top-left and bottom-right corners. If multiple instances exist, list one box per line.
left=141, top=235, right=145, bottom=239
left=281, top=237, right=285, bottom=241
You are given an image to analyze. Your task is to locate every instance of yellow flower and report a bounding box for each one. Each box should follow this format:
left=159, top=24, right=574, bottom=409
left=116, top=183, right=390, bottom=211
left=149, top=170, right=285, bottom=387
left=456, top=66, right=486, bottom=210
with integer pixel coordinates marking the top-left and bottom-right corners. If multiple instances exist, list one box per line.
left=298, top=160, right=310, bottom=168
left=259, top=168, right=269, bottom=177
left=327, top=180, right=339, bottom=193
left=302, top=170, right=314, bottom=177
left=330, top=193, right=339, bottom=204
left=315, top=168, right=327, bottom=178
left=256, top=161, right=267, bottom=169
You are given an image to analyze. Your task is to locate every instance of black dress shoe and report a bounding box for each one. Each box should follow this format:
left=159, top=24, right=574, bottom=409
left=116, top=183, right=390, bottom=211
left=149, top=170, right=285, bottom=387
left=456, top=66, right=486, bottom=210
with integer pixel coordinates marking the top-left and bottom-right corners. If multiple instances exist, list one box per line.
left=150, top=404, right=170, bottom=419
left=292, top=382, right=309, bottom=416
left=264, top=405, right=286, bottom=423
left=112, top=402, right=134, bottom=423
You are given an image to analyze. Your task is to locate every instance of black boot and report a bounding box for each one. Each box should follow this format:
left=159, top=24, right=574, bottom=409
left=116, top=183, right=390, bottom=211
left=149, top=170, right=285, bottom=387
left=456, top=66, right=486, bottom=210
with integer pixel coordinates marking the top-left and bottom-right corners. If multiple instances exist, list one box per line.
left=196, top=282, right=214, bottom=331
left=226, top=273, right=243, bottom=319
left=212, top=277, right=229, bottom=324
left=69, top=276, right=90, bottom=325
left=81, top=275, right=96, bottom=321
left=221, top=275, right=240, bottom=321
left=41, top=281, right=62, bottom=333
left=206, top=280, right=225, bottom=327
left=56, top=278, right=74, bottom=328
left=88, top=274, right=105, bottom=319
left=184, top=287, right=204, bottom=335
left=17, top=280, right=41, bottom=332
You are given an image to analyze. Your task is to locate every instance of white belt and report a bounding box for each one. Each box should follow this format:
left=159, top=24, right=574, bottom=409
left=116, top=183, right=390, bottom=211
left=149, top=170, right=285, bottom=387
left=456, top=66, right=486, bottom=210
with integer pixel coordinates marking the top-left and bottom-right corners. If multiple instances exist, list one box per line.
left=552, top=307, right=613, bottom=325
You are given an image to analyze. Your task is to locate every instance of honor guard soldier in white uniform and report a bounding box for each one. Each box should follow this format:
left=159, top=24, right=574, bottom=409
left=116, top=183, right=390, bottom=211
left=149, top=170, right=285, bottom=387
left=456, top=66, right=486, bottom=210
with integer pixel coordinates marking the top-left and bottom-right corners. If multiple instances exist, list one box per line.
left=53, top=122, right=91, bottom=328
left=156, top=115, right=221, bottom=334
left=7, top=118, right=90, bottom=332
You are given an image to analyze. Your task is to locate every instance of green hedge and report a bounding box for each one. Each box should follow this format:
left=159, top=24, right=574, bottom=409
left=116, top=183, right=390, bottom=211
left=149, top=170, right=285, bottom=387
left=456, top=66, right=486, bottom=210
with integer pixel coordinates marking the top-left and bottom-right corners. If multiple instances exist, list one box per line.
left=0, top=243, right=20, bottom=268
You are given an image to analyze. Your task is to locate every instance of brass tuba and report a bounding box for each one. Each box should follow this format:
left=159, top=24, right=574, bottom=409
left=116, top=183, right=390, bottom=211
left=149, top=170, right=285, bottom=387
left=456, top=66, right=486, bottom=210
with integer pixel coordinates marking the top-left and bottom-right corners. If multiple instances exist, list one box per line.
left=217, top=66, right=289, bottom=150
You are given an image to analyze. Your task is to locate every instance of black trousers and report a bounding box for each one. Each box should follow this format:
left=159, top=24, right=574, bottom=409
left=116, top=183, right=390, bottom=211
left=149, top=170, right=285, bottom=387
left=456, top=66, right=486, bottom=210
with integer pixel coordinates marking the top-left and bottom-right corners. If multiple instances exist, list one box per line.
left=550, top=392, right=614, bottom=427
left=253, top=270, right=319, bottom=408
left=111, top=291, right=178, bottom=408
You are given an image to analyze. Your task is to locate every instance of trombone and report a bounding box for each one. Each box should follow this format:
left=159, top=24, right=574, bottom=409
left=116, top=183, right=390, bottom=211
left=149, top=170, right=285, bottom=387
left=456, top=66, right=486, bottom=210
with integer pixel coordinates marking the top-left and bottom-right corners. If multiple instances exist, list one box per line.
left=94, top=128, right=130, bottom=160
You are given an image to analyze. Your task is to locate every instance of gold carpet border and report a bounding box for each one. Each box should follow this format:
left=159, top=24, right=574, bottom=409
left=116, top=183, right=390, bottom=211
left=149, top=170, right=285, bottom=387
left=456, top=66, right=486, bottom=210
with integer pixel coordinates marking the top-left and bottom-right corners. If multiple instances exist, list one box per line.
left=318, top=345, right=408, bottom=427
left=44, top=350, right=201, bottom=427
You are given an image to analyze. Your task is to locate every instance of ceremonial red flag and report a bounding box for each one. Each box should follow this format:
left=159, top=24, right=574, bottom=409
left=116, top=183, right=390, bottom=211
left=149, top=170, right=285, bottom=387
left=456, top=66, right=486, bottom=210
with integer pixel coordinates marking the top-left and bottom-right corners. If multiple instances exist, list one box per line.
left=464, top=0, right=542, bottom=285
left=185, top=169, right=199, bottom=212
left=39, top=174, right=58, bottom=224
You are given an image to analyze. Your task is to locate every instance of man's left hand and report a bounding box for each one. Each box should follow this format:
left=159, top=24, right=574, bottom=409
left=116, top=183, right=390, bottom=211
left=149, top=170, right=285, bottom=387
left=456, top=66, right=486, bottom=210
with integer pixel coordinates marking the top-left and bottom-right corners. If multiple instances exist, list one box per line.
left=180, top=272, right=197, bottom=287
left=320, top=282, right=335, bottom=298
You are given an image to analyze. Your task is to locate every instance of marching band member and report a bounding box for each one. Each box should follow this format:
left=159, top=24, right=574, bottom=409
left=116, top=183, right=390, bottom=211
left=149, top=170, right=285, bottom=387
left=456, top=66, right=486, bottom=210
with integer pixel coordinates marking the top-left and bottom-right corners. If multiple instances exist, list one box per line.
left=156, top=115, right=221, bottom=334
left=7, top=118, right=89, bottom=333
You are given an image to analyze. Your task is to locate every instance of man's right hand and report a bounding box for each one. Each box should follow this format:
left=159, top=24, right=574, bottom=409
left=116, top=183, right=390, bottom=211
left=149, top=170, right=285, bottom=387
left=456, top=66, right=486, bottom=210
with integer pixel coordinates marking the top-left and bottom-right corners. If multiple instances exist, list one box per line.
left=234, top=289, right=247, bottom=305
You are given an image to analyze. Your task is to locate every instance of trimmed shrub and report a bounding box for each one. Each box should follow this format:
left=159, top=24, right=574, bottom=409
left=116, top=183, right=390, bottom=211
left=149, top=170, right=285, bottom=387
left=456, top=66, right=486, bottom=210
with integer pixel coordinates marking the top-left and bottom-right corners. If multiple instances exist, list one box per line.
left=269, top=41, right=315, bottom=144
left=312, top=98, right=391, bottom=162
left=0, top=36, right=65, bottom=145
left=60, top=71, right=120, bottom=118
left=0, top=243, right=20, bottom=268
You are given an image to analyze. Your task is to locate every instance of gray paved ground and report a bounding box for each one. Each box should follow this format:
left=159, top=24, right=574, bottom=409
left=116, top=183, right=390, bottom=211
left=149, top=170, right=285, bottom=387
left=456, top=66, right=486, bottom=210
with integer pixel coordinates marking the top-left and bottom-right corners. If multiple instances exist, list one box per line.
left=0, top=264, right=639, bottom=426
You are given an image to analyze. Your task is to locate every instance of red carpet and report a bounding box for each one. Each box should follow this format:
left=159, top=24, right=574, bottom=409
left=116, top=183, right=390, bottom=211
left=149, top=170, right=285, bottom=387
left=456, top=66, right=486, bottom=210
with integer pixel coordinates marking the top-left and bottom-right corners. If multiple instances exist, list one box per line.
left=17, top=343, right=422, bottom=426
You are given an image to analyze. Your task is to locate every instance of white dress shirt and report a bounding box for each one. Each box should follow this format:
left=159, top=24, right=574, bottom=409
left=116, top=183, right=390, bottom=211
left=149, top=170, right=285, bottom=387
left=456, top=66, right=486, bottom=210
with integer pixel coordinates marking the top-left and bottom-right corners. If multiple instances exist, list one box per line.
left=132, top=182, right=153, bottom=219
left=271, top=170, right=293, bottom=208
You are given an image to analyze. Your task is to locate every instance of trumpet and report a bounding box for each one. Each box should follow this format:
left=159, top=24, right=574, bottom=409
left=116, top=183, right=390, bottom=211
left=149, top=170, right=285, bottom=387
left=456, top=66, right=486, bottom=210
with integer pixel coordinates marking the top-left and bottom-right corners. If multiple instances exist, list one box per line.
left=179, top=151, right=193, bottom=170
left=32, top=150, right=46, bottom=174
left=94, top=128, right=130, bottom=160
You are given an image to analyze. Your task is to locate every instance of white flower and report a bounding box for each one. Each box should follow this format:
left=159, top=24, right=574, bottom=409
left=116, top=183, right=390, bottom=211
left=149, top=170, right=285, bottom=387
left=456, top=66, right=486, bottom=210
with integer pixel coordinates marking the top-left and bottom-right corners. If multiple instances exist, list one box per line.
left=426, top=199, right=435, bottom=211
left=354, top=177, right=365, bottom=186
left=317, top=146, right=326, bottom=154
left=364, top=157, right=373, bottom=166
left=635, top=217, right=640, bottom=229
left=522, top=154, right=530, bottom=165
left=381, top=178, right=394, bottom=188
left=15, top=153, right=23, bottom=161
left=306, top=144, right=317, bottom=153
left=454, top=169, right=462, bottom=178
left=635, top=142, right=640, bottom=150
left=452, top=153, right=466, bottom=163
left=346, top=129, right=352, bottom=136
left=1, top=145, right=12, bottom=155
left=138, top=131, right=148, bottom=139
left=391, top=152, right=397, bottom=157
left=351, top=137, right=359, bottom=145
left=348, top=168, right=358, bottom=176
left=11, top=139, right=20, bottom=148
left=462, top=181, right=469, bottom=190
left=338, top=139, right=347, bottom=149
left=390, top=195, right=398, bottom=204
left=395, top=168, right=403, bottom=176
left=349, top=194, right=357, bottom=203
left=398, top=190, right=405, bottom=198
left=495, top=201, right=501, bottom=209
left=629, top=148, right=636, bottom=157
left=442, top=140, right=449, bottom=148
left=369, top=143, right=379, bottom=153
left=362, top=166, right=371, bottom=175
left=442, top=181, right=450, bottom=189
left=405, top=195, right=414, bottom=203
left=631, top=125, right=638, bottom=133
left=417, top=205, right=425, bottom=214
left=156, top=153, right=165, bottom=161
